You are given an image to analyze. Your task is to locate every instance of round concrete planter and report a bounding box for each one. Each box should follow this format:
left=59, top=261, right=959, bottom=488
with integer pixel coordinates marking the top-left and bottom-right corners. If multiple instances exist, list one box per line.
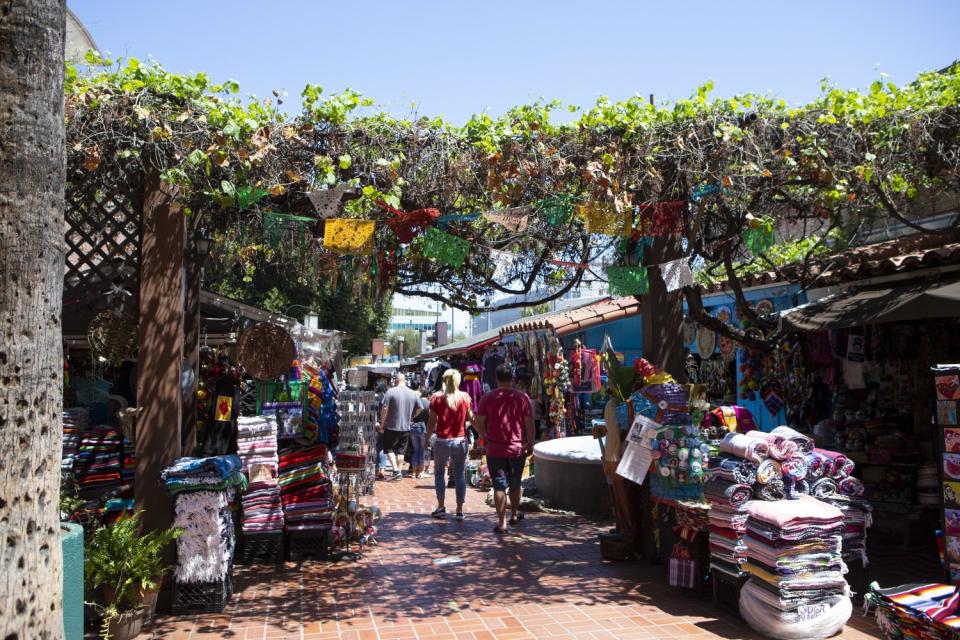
left=533, top=436, right=612, bottom=518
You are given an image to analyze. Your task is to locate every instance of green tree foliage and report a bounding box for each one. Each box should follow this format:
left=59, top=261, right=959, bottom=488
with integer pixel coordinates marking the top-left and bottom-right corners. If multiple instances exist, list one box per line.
left=65, top=55, right=960, bottom=347
left=388, top=328, right=422, bottom=358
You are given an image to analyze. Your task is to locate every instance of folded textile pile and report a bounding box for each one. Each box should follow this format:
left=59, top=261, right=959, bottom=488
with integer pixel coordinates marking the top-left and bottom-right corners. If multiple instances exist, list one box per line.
left=161, top=455, right=245, bottom=495
left=869, top=582, right=960, bottom=640
left=806, top=449, right=864, bottom=498
left=163, top=456, right=242, bottom=585
left=173, top=490, right=236, bottom=583
left=278, top=445, right=334, bottom=531
left=241, top=479, right=284, bottom=534
left=739, top=496, right=850, bottom=639
left=817, top=494, right=873, bottom=565
left=74, top=427, right=124, bottom=497
left=237, top=415, right=279, bottom=472
left=61, top=408, right=88, bottom=478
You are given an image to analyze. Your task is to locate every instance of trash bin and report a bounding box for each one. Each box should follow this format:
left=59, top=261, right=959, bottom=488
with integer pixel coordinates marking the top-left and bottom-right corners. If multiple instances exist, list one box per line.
left=61, top=522, right=84, bottom=640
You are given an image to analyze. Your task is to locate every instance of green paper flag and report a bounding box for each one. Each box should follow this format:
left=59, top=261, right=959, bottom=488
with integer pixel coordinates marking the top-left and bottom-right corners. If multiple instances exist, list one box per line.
left=743, top=222, right=776, bottom=256
left=422, top=227, right=470, bottom=267
left=606, top=265, right=649, bottom=297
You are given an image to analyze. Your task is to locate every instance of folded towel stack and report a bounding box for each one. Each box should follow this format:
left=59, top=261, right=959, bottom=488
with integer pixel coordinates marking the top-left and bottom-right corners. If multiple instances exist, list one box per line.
left=278, top=445, right=334, bottom=531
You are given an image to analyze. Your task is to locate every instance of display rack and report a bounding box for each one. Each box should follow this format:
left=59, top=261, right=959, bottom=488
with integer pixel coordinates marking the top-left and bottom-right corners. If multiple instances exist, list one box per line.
left=336, top=390, right=378, bottom=496
left=933, top=364, right=960, bottom=585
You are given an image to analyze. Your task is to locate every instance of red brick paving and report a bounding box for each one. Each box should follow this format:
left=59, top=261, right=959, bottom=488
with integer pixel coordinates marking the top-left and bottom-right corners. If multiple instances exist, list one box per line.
left=139, top=474, right=884, bottom=639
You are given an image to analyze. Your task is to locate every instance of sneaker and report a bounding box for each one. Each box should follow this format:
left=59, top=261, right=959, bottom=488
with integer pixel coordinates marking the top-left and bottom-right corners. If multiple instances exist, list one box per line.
left=431, top=507, right=446, bottom=519
left=454, top=512, right=464, bottom=521
left=389, top=472, right=403, bottom=481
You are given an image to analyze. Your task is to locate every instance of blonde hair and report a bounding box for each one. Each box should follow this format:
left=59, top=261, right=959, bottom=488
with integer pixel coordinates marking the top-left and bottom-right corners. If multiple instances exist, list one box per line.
left=440, top=368, right=469, bottom=410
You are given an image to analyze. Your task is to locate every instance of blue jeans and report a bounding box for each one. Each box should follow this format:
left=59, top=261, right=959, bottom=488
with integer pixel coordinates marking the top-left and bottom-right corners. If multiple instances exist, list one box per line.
left=433, top=438, right=467, bottom=506
left=409, top=424, right=426, bottom=467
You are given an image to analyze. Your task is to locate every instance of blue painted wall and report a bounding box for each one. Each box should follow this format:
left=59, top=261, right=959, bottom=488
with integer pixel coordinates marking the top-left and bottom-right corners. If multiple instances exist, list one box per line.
left=561, top=314, right=643, bottom=365
left=684, top=284, right=807, bottom=432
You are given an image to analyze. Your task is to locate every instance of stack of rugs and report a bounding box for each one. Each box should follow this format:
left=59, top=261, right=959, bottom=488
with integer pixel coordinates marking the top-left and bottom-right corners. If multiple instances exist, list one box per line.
left=817, top=495, right=873, bottom=565
left=236, top=415, right=284, bottom=535
left=61, top=408, right=88, bottom=480
left=278, top=444, right=335, bottom=532
left=869, top=582, right=960, bottom=640
left=236, top=415, right=279, bottom=472
left=739, top=496, right=853, bottom=639
left=162, top=455, right=244, bottom=585
left=161, top=454, right=245, bottom=495
left=73, top=427, right=123, bottom=498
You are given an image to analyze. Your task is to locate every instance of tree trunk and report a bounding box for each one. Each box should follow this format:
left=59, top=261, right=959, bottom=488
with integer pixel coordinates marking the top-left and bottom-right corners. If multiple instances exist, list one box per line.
left=0, top=1, right=67, bottom=638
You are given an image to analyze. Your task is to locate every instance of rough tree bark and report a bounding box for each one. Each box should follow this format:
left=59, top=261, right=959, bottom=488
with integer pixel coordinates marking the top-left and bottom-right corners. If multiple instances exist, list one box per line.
left=0, top=1, right=67, bottom=638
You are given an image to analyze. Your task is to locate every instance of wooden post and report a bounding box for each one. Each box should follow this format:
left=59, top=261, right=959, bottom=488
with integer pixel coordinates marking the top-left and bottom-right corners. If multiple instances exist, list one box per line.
left=182, top=233, right=201, bottom=455
left=135, top=168, right=184, bottom=543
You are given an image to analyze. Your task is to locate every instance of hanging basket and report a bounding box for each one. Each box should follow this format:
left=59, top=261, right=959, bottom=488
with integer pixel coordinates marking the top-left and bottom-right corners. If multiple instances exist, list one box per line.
left=87, top=310, right=138, bottom=364
left=323, top=218, right=375, bottom=255
left=422, top=227, right=470, bottom=267
left=579, top=202, right=630, bottom=236
left=606, top=265, right=649, bottom=296
left=237, top=322, right=296, bottom=380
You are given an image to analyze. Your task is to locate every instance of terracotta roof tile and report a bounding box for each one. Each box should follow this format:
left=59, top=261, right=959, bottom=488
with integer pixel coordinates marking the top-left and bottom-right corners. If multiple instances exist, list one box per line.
left=499, top=296, right=642, bottom=337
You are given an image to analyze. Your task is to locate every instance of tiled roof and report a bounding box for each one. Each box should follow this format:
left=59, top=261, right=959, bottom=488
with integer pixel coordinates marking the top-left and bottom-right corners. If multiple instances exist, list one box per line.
left=416, top=326, right=501, bottom=359
left=499, top=296, right=642, bottom=337
left=704, top=231, right=960, bottom=292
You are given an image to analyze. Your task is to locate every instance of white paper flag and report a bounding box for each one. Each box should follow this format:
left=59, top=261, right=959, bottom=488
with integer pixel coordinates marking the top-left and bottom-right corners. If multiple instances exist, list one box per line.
left=491, top=249, right=522, bottom=280
left=661, top=258, right=694, bottom=292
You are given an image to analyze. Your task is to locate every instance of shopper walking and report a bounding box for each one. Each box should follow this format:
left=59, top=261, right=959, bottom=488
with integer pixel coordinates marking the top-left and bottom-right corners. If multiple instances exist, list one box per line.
left=427, top=369, right=473, bottom=520
left=409, top=393, right=430, bottom=478
left=475, top=364, right=534, bottom=535
left=378, top=373, right=421, bottom=481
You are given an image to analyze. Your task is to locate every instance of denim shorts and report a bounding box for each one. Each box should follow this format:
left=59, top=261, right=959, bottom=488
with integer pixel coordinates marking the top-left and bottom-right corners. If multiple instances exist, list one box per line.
left=487, top=456, right=525, bottom=491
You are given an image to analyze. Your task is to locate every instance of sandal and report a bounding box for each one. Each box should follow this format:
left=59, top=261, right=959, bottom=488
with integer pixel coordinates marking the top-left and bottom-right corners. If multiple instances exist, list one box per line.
left=509, top=513, right=524, bottom=526
left=431, top=507, right=446, bottom=519
left=493, top=525, right=507, bottom=535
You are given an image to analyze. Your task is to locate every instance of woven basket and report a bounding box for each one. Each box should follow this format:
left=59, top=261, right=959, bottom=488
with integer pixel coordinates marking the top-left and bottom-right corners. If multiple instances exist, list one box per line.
left=87, top=310, right=137, bottom=364
left=237, top=323, right=295, bottom=380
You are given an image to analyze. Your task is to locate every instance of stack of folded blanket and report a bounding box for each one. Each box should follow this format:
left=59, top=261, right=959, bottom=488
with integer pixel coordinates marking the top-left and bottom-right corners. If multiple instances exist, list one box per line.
left=61, top=408, right=88, bottom=479
left=161, top=455, right=246, bottom=495
left=739, top=496, right=851, bottom=638
left=120, top=438, right=135, bottom=484
left=705, top=475, right=752, bottom=577
left=278, top=445, right=334, bottom=531
left=162, top=455, right=244, bottom=585
left=713, top=430, right=866, bottom=503
left=869, top=582, right=960, bottom=640
left=172, top=489, right=236, bottom=584
left=816, top=494, right=873, bottom=565
left=241, top=479, right=284, bottom=534
left=74, top=427, right=123, bottom=497
left=236, top=415, right=279, bottom=473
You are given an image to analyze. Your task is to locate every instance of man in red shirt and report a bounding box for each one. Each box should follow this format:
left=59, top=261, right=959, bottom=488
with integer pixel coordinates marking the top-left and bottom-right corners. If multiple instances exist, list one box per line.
left=475, top=364, right=535, bottom=534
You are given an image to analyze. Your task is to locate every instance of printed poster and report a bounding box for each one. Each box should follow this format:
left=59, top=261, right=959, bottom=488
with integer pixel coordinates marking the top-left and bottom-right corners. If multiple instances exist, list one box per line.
left=946, top=429, right=960, bottom=453
left=215, top=395, right=233, bottom=422
left=947, top=510, right=960, bottom=537
left=945, top=482, right=960, bottom=508
left=940, top=401, right=959, bottom=426
left=616, top=441, right=652, bottom=485
left=938, top=375, right=960, bottom=401
left=947, top=537, right=960, bottom=565
left=945, top=454, right=960, bottom=481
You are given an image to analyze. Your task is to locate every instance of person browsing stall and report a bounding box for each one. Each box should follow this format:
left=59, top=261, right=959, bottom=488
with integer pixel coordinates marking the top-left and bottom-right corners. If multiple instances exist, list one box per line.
left=426, top=368, right=473, bottom=520
left=378, top=373, right=421, bottom=481
left=474, top=364, right=534, bottom=535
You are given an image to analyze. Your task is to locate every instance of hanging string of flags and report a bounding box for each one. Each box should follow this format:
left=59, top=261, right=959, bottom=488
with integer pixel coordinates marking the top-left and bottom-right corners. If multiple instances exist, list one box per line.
left=262, top=180, right=762, bottom=296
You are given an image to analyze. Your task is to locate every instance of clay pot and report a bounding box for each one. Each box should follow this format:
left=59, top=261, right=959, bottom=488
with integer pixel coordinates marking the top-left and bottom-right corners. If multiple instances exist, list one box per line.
left=106, top=609, right=145, bottom=640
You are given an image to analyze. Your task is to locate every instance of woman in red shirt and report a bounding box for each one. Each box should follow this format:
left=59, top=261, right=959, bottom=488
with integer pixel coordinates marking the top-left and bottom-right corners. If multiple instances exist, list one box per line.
left=427, top=368, right=473, bottom=520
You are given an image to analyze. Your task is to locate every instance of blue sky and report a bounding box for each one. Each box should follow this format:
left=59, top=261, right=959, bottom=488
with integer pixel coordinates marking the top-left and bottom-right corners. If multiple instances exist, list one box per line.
left=70, top=0, right=960, bottom=124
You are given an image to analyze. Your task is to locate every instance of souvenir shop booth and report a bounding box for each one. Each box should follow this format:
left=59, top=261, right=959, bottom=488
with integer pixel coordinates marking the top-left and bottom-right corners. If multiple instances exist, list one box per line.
left=599, top=236, right=960, bottom=639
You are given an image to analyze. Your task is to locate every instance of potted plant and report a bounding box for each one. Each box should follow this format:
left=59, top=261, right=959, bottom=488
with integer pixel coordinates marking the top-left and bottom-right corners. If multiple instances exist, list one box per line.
left=85, top=511, right=181, bottom=640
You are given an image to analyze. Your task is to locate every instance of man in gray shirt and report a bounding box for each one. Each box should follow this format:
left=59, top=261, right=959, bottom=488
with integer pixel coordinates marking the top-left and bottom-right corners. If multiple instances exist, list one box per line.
left=378, top=373, right=421, bottom=481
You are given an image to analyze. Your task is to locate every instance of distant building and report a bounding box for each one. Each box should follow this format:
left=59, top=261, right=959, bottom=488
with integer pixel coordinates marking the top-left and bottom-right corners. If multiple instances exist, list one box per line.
left=471, top=279, right=609, bottom=335
left=66, top=7, right=98, bottom=62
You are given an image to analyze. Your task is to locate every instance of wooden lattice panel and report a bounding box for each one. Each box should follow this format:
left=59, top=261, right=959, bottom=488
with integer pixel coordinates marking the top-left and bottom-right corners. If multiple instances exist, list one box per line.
left=63, top=166, right=143, bottom=333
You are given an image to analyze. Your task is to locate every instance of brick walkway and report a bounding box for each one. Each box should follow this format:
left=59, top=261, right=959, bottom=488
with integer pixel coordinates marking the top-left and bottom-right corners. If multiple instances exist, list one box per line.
left=141, top=475, right=884, bottom=639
